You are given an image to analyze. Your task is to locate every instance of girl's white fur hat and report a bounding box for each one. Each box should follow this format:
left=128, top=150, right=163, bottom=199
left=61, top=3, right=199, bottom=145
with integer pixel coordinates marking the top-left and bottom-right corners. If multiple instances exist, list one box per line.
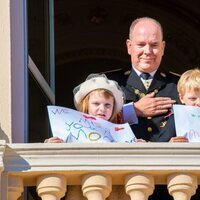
left=73, top=73, right=125, bottom=115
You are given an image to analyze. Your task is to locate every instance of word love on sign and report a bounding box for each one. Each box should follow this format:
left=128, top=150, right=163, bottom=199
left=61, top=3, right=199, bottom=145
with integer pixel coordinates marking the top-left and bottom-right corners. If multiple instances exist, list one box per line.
left=47, top=106, right=136, bottom=143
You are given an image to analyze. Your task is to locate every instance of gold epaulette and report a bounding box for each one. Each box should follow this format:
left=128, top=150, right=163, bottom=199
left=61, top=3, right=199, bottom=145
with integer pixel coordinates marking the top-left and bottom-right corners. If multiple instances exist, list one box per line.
left=99, top=68, right=122, bottom=74
left=169, top=71, right=181, bottom=77
left=99, top=68, right=131, bottom=76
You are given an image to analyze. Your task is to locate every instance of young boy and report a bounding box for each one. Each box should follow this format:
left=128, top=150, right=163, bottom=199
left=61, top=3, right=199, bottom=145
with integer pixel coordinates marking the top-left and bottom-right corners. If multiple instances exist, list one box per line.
left=177, top=68, right=200, bottom=107
left=158, top=68, right=200, bottom=142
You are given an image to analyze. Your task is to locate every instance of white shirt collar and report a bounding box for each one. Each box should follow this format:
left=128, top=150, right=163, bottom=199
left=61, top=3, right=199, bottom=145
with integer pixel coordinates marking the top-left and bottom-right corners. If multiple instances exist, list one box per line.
left=132, top=66, right=157, bottom=78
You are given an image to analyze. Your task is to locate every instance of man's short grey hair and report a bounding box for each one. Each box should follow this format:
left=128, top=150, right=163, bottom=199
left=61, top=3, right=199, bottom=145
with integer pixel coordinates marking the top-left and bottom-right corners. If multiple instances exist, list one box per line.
left=129, top=17, right=163, bottom=40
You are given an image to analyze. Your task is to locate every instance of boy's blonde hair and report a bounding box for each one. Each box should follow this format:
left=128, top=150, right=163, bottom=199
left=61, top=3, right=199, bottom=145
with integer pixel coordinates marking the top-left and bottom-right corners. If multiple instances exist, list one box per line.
left=177, top=68, right=200, bottom=95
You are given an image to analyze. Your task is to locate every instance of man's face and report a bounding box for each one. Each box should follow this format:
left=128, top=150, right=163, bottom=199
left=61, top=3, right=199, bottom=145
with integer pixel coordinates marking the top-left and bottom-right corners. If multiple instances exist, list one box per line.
left=126, top=20, right=165, bottom=73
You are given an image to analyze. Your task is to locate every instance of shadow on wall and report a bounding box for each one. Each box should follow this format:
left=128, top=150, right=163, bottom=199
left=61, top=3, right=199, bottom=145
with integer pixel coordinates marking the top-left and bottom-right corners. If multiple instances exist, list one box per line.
left=0, top=125, right=10, bottom=143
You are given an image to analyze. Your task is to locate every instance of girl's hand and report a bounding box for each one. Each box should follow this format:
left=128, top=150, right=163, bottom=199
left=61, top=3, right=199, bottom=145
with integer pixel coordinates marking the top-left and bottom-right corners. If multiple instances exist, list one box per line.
left=136, top=138, right=147, bottom=143
left=44, top=137, right=64, bottom=143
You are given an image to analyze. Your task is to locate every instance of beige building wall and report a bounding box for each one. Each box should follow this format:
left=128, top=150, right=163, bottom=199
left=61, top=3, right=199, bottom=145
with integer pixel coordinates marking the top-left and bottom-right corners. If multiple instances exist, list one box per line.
left=0, top=0, right=27, bottom=143
left=0, top=0, right=12, bottom=143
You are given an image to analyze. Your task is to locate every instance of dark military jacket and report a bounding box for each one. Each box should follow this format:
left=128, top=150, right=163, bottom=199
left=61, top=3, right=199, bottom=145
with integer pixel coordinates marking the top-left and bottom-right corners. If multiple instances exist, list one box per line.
left=121, top=69, right=180, bottom=142
left=106, top=68, right=179, bottom=142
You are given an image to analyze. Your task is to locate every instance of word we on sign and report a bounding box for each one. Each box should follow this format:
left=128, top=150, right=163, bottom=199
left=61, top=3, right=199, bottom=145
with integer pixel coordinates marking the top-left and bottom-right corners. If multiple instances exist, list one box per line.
left=47, top=106, right=136, bottom=143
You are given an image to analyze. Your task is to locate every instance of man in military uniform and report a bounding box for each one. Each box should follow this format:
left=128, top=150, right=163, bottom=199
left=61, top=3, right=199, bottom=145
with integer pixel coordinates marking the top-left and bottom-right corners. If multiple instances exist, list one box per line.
left=107, top=17, right=187, bottom=142
left=122, top=69, right=181, bottom=142
left=106, top=16, right=198, bottom=200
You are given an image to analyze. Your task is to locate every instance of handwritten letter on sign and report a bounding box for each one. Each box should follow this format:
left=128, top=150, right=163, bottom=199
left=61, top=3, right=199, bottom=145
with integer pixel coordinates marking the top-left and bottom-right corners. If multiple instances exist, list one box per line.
left=47, top=106, right=136, bottom=143
left=173, top=105, right=200, bottom=142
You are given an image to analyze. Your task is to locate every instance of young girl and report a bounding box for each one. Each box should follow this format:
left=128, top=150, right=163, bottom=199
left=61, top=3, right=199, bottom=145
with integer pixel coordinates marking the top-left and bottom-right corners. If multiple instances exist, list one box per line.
left=45, top=73, right=125, bottom=143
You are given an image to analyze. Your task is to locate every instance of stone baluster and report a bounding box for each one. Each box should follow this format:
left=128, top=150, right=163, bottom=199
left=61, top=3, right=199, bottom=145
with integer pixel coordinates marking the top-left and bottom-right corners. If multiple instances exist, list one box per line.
left=37, top=174, right=67, bottom=200
left=167, top=173, right=197, bottom=200
left=8, top=176, right=23, bottom=200
left=82, top=173, right=112, bottom=200
left=125, top=173, right=154, bottom=200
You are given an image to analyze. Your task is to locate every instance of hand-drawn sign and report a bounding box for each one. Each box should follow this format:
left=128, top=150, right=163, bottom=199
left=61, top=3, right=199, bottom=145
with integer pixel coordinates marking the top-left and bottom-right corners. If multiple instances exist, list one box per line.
left=47, top=106, right=136, bottom=143
left=173, top=105, right=200, bottom=142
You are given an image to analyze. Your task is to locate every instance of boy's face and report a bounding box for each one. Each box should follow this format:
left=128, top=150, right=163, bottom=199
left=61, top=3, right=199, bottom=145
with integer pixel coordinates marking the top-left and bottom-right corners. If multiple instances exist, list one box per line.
left=179, top=89, right=200, bottom=107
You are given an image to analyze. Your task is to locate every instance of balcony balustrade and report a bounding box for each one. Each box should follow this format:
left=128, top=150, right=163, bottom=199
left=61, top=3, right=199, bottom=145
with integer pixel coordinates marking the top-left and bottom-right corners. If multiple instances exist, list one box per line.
left=0, top=140, right=200, bottom=200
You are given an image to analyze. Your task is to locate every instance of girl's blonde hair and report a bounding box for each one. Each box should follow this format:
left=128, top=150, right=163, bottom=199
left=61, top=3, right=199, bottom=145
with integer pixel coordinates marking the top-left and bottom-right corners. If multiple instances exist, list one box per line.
left=73, top=73, right=125, bottom=122
left=177, top=68, right=200, bottom=95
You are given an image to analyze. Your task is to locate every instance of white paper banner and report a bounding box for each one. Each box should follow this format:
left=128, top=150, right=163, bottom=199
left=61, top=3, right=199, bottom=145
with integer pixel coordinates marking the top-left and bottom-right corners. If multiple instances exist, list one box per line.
left=173, top=104, right=200, bottom=142
left=47, top=106, right=136, bottom=143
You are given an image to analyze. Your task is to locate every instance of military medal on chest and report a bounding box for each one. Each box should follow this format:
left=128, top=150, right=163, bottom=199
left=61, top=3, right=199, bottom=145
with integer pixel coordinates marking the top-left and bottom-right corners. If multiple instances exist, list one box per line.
left=133, top=88, right=145, bottom=99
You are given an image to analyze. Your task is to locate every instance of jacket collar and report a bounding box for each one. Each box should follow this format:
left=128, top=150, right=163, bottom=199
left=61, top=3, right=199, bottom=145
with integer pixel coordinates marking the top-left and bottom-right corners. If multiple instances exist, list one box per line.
left=126, top=69, right=167, bottom=94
